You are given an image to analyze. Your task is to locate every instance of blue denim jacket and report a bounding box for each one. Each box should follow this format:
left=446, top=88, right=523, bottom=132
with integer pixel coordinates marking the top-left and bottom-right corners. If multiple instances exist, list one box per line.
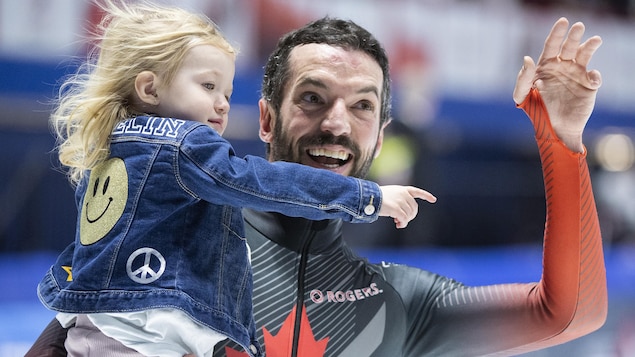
left=38, top=116, right=381, bottom=356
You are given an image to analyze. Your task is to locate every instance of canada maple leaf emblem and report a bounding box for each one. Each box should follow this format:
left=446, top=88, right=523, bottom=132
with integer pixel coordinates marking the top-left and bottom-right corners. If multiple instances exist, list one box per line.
left=225, top=304, right=329, bottom=357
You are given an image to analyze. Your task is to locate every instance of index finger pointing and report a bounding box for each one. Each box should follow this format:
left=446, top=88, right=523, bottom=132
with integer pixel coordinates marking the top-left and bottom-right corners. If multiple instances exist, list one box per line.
left=407, top=187, right=437, bottom=203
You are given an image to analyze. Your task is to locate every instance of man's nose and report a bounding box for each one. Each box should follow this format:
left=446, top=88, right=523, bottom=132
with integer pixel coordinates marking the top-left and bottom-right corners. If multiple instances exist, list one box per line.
left=320, top=99, right=351, bottom=136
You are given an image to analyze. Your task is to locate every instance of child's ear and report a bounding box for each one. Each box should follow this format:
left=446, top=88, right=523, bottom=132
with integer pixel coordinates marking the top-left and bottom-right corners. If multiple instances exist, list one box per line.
left=135, top=71, right=159, bottom=105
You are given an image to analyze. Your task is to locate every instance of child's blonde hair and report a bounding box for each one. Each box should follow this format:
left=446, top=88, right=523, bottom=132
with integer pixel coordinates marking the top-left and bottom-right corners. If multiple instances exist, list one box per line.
left=52, top=0, right=236, bottom=185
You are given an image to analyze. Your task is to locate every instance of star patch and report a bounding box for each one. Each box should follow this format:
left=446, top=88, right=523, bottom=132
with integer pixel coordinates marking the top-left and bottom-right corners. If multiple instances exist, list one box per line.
left=62, top=265, right=73, bottom=281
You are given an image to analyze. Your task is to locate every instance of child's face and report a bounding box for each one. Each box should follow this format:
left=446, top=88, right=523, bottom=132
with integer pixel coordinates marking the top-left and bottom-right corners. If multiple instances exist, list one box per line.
left=155, top=44, right=235, bottom=135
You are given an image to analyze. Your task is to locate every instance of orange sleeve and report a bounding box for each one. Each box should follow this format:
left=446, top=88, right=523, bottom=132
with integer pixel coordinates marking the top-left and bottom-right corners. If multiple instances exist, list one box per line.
left=403, top=89, right=608, bottom=356
left=508, top=88, right=608, bottom=353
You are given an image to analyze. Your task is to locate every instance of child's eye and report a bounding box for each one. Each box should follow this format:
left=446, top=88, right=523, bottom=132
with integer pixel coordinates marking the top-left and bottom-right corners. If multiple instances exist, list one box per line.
left=203, top=83, right=215, bottom=90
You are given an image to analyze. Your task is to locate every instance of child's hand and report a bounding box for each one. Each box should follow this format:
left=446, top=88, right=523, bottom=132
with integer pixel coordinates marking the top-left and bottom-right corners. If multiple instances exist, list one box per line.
left=379, top=185, right=436, bottom=229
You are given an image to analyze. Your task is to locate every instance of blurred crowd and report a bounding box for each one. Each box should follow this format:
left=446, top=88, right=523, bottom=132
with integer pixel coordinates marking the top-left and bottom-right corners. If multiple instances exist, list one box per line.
left=1, top=0, right=634, bottom=251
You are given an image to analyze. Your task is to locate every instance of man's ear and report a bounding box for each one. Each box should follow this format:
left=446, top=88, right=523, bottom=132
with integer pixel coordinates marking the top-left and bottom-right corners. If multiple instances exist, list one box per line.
left=373, top=119, right=391, bottom=159
left=134, top=71, right=159, bottom=105
left=258, top=98, right=275, bottom=143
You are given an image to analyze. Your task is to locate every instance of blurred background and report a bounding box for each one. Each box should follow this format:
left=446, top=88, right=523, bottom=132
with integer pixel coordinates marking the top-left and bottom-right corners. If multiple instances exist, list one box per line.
left=1, top=0, right=634, bottom=355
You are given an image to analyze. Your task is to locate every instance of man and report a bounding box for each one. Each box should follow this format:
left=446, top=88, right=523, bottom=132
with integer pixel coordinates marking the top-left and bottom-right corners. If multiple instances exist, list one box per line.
left=28, top=16, right=606, bottom=357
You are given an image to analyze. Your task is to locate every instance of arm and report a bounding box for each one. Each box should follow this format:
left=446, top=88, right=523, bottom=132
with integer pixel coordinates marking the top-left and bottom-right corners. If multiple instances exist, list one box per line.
left=499, top=87, right=606, bottom=355
left=24, top=318, right=69, bottom=357
left=180, top=129, right=434, bottom=227
left=505, top=19, right=607, bottom=350
left=399, top=18, right=607, bottom=356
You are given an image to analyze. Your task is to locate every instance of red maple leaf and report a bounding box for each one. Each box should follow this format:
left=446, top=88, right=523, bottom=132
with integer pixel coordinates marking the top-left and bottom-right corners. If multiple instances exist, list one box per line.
left=262, top=305, right=329, bottom=357
left=225, top=304, right=328, bottom=357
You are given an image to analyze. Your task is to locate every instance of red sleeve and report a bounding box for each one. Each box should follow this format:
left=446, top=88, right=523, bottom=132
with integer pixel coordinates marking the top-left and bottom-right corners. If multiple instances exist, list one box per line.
left=507, top=88, right=608, bottom=353
left=400, top=88, right=608, bottom=356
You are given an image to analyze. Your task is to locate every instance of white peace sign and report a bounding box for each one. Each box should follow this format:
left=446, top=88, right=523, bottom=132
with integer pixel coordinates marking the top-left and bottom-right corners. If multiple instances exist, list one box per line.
left=126, top=247, right=166, bottom=284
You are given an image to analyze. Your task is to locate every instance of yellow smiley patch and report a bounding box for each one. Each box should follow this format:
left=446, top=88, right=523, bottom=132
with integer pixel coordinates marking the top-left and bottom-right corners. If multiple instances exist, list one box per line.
left=80, top=157, right=128, bottom=245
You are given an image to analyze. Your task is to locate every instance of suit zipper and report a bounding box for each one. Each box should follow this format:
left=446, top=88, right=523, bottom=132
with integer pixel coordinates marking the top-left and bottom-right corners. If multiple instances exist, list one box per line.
left=291, top=220, right=327, bottom=356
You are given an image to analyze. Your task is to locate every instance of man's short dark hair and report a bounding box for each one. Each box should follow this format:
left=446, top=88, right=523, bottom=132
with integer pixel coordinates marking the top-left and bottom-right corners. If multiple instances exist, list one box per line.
left=261, top=17, right=392, bottom=127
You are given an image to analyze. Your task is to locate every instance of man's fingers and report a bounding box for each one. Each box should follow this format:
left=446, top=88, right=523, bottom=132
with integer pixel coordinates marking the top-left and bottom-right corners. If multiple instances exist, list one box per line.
left=538, top=17, right=569, bottom=63
left=513, top=56, right=536, bottom=105
left=559, top=21, right=585, bottom=60
left=576, top=35, right=602, bottom=67
left=588, top=69, right=602, bottom=88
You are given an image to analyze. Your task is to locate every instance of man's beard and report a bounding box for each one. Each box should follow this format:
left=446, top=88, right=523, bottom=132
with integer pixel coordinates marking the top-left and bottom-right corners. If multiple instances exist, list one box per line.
left=268, top=114, right=377, bottom=179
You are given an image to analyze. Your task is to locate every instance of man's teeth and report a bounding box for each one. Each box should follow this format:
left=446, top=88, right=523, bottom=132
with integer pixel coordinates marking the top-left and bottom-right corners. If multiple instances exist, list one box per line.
left=308, top=148, right=349, bottom=161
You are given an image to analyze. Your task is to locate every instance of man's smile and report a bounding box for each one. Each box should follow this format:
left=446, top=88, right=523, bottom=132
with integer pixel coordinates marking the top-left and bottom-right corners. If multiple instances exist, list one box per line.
left=307, top=148, right=352, bottom=168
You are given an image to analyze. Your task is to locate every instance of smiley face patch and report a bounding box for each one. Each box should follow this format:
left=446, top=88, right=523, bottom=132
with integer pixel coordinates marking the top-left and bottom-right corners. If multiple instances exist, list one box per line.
left=80, top=158, right=128, bottom=245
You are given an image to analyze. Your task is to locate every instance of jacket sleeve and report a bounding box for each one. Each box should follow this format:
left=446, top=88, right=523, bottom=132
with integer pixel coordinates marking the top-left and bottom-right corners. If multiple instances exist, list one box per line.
left=395, top=88, right=607, bottom=356
left=178, top=127, right=381, bottom=223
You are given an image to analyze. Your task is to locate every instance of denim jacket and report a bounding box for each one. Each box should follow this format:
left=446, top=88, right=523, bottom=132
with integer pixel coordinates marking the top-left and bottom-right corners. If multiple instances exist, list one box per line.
left=38, top=116, right=381, bottom=356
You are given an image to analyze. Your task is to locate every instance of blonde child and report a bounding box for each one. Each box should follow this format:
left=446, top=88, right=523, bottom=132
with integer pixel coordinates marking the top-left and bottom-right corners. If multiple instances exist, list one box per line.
left=37, top=1, right=435, bottom=356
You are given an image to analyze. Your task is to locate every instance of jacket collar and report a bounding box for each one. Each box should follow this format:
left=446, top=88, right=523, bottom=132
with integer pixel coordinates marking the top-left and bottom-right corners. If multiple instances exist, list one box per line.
left=243, top=209, right=344, bottom=254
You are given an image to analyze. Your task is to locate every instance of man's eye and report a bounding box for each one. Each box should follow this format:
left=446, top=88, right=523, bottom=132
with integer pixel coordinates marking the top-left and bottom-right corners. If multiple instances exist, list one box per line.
left=301, top=93, right=322, bottom=104
left=358, top=100, right=375, bottom=111
left=203, top=83, right=215, bottom=90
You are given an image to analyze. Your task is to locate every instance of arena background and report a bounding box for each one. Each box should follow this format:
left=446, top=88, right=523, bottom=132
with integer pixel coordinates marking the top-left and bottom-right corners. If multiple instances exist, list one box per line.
left=1, top=0, right=633, bottom=355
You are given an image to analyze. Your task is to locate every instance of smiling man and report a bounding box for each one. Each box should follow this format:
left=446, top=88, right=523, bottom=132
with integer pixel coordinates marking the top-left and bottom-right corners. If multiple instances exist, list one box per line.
left=260, top=42, right=387, bottom=178
left=27, top=16, right=607, bottom=357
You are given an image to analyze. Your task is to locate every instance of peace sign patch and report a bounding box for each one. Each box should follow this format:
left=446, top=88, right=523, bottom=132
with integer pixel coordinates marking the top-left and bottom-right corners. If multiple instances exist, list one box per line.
left=126, top=247, right=166, bottom=284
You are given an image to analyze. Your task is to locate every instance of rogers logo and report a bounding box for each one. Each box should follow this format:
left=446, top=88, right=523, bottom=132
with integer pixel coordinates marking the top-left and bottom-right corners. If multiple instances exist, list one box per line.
left=310, top=283, right=383, bottom=304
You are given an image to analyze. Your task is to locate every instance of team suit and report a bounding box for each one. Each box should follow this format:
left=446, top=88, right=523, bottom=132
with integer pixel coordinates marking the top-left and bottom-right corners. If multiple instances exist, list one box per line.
left=27, top=90, right=607, bottom=356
